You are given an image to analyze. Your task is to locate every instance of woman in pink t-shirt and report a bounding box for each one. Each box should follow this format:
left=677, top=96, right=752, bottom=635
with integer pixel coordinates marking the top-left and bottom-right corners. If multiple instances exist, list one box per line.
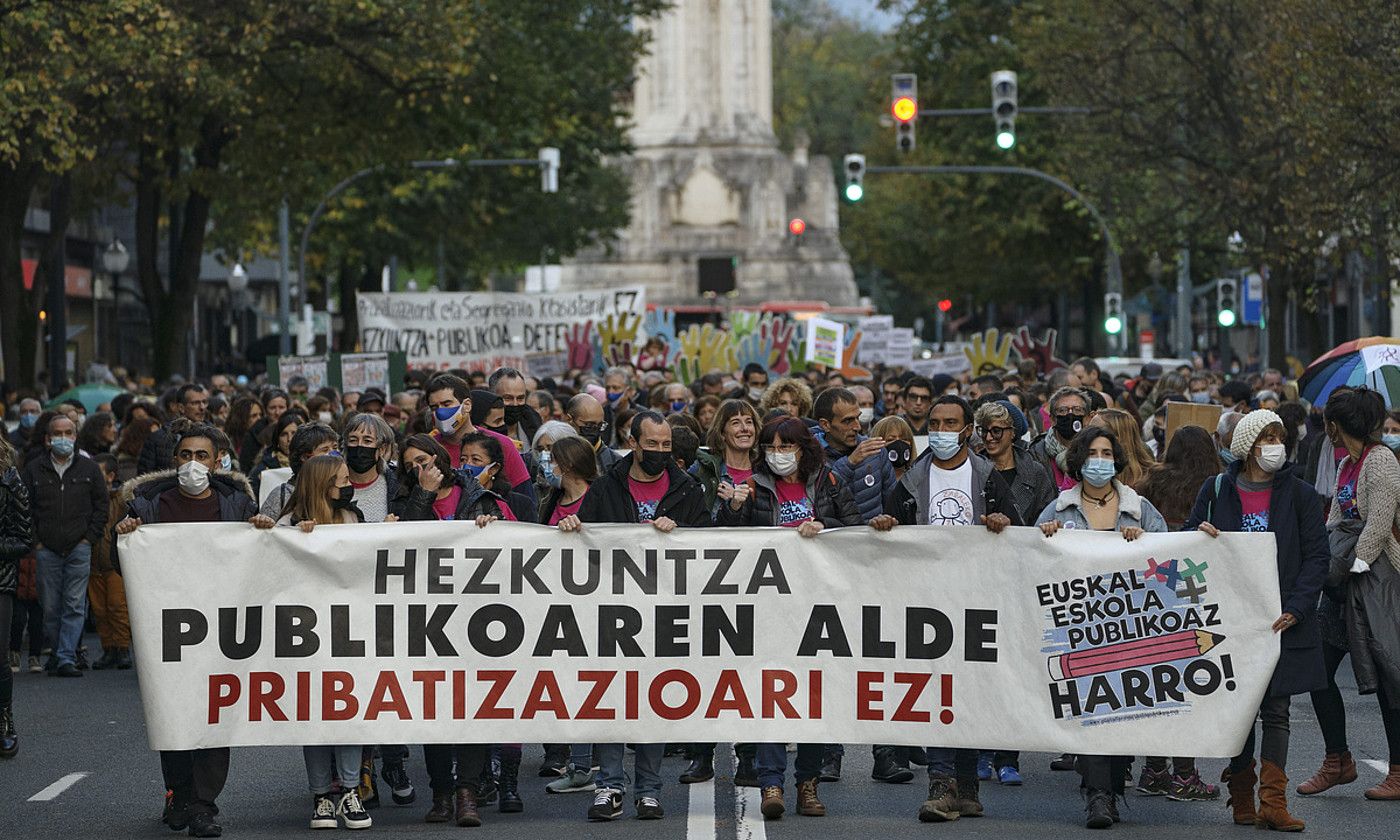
left=542, top=436, right=597, bottom=529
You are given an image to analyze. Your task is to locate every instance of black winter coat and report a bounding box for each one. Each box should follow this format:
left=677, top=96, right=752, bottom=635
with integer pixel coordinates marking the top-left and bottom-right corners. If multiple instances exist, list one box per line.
left=121, top=469, right=260, bottom=526
left=395, top=470, right=536, bottom=524
left=578, top=455, right=708, bottom=526
left=1184, top=462, right=1329, bottom=697
left=22, top=453, right=109, bottom=554
left=137, top=425, right=177, bottom=476
left=0, top=467, right=34, bottom=595
left=717, top=464, right=862, bottom=529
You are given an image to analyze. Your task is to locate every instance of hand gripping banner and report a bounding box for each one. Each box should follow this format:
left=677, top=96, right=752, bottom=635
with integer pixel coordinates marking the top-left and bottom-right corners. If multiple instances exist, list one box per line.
left=119, top=522, right=1280, bottom=754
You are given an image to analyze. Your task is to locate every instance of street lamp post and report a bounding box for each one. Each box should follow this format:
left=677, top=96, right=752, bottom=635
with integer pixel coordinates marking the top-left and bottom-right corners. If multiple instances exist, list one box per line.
left=101, top=239, right=130, bottom=371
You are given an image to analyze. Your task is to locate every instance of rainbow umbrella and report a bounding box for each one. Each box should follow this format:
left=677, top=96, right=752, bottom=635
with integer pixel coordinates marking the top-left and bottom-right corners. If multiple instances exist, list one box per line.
left=1298, top=337, right=1400, bottom=408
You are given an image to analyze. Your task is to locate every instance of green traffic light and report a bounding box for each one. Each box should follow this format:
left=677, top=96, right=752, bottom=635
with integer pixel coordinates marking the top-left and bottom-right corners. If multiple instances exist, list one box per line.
left=845, top=183, right=864, bottom=202
left=1104, top=315, right=1123, bottom=335
left=996, top=131, right=1016, bottom=150
left=1218, top=310, right=1236, bottom=328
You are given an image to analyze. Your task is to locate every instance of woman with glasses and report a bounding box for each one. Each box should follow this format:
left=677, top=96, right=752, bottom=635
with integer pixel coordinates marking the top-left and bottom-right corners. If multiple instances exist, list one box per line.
left=718, top=415, right=862, bottom=820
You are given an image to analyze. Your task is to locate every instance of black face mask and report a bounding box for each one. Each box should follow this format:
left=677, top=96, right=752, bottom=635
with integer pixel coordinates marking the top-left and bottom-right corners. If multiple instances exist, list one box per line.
left=332, top=485, right=354, bottom=509
left=887, top=440, right=913, bottom=466
left=1053, top=414, right=1083, bottom=440
left=638, top=449, right=670, bottom=477
left=503, top=405, right=524, bottom=427
left=486, top=424, right=509, bottom=436
left=579, top=428, right=602, bottom=446
left=344, top=445, right=378, bottom=475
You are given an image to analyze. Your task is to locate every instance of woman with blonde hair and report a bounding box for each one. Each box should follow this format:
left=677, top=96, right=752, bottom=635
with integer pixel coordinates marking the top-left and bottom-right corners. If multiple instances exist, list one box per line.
left=760, top=377, right=813, bottom=419
left=277, top=454, right=371, bottom=829
left=1088, top=408, right=1155, bottom=490
left=871, top=415, right=916, bottom=480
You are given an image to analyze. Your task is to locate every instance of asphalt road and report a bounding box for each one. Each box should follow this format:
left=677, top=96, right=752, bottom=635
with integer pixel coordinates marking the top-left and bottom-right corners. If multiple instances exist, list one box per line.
left=3, top=632, right=1394, bottom=838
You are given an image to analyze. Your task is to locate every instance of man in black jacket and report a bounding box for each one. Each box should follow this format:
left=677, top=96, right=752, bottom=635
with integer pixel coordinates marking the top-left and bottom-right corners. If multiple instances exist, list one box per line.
left=21, top=415, right=107, bottom=677
left=138, top=383, right=209, bottom=475
left=563, top=411, right=707, bottom=822
left=116, top=422, right=267, bottom=838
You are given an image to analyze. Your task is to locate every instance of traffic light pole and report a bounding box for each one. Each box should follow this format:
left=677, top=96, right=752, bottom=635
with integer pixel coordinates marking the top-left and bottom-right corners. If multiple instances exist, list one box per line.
left=917, top=106, right=1095, bottom=117
left=865, top=163, right=1124, bottom=353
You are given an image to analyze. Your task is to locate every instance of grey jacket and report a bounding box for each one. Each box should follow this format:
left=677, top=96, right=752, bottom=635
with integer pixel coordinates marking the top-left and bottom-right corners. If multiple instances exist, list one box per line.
left=1034, top=479, right=1168, bottom=533
left=1001, top=444, right=1057, bottom=528
left=889, top=449, right=1019, bottom=526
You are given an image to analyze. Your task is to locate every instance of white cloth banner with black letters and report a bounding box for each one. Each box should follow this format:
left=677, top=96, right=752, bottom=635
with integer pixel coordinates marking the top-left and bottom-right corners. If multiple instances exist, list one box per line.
left=119, top=522, right=1280, bottom=754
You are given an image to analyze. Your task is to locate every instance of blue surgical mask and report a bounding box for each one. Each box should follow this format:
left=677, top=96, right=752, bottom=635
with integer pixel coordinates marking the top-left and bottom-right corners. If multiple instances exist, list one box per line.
left=219, top=453, right=232, bottom=471
left=670, top=400, right=688, bottom=413
left=434, top=405, right=461, bottom=434
left=19, top=413, right=37, bottom=429
left=1219, top=447, right=1238, bottom=465
left=461, top=462, right=492, bottom=482
left=606, top=390, right=624, bottom=404
left=1189, top=391, right=1211, bottom=404
left=538, top=451, right=563, bottom=489
left=1384, top=434, right=1400, bottom=451
left=1082, top=457, right=1117, bottom=488
left=928, top=431, right=963, bottom=460
left=50, top=437, right=75, bottom=456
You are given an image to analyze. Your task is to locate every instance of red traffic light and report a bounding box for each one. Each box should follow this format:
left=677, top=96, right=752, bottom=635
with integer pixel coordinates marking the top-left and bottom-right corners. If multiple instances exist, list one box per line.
left=788, top=218, right=807, bottom=236
left=892, top=96, right=917, bottom=123
left=937, top=298, right=953, bottom=312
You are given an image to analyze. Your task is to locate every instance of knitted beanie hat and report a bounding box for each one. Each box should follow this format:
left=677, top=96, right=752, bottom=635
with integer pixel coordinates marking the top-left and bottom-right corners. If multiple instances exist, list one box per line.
left=1230, top=409, right=1282, bottom=460
left=995, top=400, right=1029, bottom=440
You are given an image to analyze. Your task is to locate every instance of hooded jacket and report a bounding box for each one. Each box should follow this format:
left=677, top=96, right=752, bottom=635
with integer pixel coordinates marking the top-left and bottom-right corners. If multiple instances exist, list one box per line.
left=578, top=454, right=708, bottom=526
left=0, top=466, right=34, bottom=595
left=1183, top=461, right=1328, bottom=696
left=717, top=463, right=862, bottom=528
left=888, top=448, right=1020, bottom=527
left=120, top=468, right=259, bottom=526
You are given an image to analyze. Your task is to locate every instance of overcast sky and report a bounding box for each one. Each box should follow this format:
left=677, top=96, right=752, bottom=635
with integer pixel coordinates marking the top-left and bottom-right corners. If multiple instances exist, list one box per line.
left=826, top=0, right=901, bottom=31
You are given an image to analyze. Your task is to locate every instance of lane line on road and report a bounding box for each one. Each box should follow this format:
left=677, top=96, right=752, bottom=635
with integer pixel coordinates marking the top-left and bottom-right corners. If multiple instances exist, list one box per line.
left=1363, top=759, right=1389, bottom=774
left=736, top=783, right=766, bottom=840
left=28, top=772, right=89, bottom=802
left=686, top=771, right=717, bottom=840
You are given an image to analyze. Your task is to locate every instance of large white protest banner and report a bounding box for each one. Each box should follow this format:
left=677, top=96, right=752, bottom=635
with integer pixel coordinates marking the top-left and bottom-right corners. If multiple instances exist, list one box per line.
left=120, top=523, right=1279, bottom=755
left=357, top=287, right=646, bottom=371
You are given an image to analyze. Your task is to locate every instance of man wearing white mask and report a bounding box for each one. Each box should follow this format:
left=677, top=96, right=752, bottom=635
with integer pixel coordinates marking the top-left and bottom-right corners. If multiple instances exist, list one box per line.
left=871, top=394, right=1019, bottom=822
left=22, top=415, right=108, bottom=677
left=114, top=422, right=268, bottom=838
left=850, top=385, right=877, bottom=431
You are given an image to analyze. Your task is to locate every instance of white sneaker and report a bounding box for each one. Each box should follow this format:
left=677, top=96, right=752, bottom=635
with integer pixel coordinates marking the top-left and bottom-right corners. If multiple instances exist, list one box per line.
left=310, top=795, right=337, bottom=829
left=7, top=651, right=17, bottom=673
left=337, top=789, right=372, bottom=829
left=547, top=767, right=597, bottom=794
left=27, top=656, right=41, bottom=674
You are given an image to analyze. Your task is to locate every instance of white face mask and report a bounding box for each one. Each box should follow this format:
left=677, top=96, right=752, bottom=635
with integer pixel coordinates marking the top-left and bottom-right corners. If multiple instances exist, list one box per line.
left=858, top=407, right=875, bottom=426
left=1257, top=443, right=1287, bottom=473
left=1296, top=425, right=1307, bottom=443
left=318, top=411, right=334, bottom=424
left=748, top=387, right=766, bottom=402
left=219, top=453, right=232, bottom=471
left=765, top=450, right=799, bottom=477
left=178, top=460, right=210, bottom=495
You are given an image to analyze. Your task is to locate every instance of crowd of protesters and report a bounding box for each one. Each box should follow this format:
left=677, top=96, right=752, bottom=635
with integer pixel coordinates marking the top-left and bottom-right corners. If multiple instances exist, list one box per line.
left=1, top=351, right=1398, bottom=835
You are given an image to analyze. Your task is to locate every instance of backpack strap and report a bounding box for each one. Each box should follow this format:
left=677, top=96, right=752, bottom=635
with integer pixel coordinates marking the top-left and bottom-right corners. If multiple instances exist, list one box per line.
left=1206, top=473, right=1223, bottom=522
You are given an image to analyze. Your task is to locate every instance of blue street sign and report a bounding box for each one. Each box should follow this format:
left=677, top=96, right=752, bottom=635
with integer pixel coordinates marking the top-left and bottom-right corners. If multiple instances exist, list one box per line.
left=1242, top=272, right=1263, bottom=326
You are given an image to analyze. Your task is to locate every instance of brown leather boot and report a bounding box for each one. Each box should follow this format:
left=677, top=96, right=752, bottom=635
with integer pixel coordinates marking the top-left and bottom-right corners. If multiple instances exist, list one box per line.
left=1296, top=751, right=1357, bottom=795
left=1256, top=760, right=1304, bottom=832
left=760, top=785, right=784, bottom=820
left=454, top=787, right=482, bottom=827
left=1221, top=760, right=1257, bottom=825
left=1364, top=765, right=1400, bottom=800
left=796, top=779, right=826, bottom=816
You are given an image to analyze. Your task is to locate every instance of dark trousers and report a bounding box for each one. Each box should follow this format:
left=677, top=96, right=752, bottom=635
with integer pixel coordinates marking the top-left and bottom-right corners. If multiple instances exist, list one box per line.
left=424, top=744, right=490, bottom=795
left=160, top=748, right=231, bottom=815
left=1311, top=640, right=1400, bottom=761
left=8, top=596, right=41, bottom=657
left=0, top=595, right=12, bottom=707
left=756, top=743, right=823, bottom=788
left=1078, top=755, right=1131, bottom=793
left=1231, top=695, right=1292, bottom=770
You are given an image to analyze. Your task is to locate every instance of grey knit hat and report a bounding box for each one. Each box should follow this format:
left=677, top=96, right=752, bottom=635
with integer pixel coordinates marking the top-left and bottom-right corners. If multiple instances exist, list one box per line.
left=1230, top=409, right=1283, bottom=461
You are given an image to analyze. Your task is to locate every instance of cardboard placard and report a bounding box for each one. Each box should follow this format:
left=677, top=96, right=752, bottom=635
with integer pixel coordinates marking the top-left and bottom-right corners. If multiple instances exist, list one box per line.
left=1164, top=402, right=1223, bottom=450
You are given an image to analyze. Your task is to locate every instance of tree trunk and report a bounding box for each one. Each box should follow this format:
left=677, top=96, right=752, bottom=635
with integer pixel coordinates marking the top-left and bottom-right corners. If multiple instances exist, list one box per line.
left=38, top=173, right=73, bottom=392
left=1266, top=264, right=1289, bottom=370
left=336, top=259, right=359, bottom=352
left=0, top=162, right=40, bottom=391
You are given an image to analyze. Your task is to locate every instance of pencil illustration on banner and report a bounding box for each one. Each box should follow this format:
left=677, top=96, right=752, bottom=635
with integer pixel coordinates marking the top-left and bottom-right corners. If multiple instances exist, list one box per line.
left=1048, top=629, right=1225, bottom=681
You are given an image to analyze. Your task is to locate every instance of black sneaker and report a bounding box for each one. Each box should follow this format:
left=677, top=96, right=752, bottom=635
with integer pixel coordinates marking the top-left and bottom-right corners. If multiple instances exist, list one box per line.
left=187, top=811, right=223, bottom=837
left=871, top=747, right=915, bottom=784
left=1085, top=788, right=1114, bottom=829
left=819, top=753, right=842, bottom=783
left=338, top=789, right=372, bottom=829
left=382, top=762, right=415, bottom=805
left=162, top=791, right=189, bottom=831
left=734, top=753, right=760, bottom=787
left=52, top=662, right=82, bottom=678
left=310, top=795, right=337, bottom=829
left=587, top=788, right=623, bottom=821
left=539, top=745, right=570, bottom=777
left=75, top=648, right=90, bottom=670
left=635, top=796, right=664, bottom=820
left=1050, top=753, right=1077, bottom=771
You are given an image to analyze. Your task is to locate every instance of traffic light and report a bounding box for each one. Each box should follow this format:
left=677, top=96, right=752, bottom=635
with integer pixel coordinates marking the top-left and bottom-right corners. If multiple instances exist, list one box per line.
left=538, top=147, right=560, bottom=193
left=1103, top=291, right=1123, bottom=335
left=891, top=73, right=917, bottom=153
left=788, top=218, right=807, bottom=237
left=843, top=154, right=866, bottom=202
left=1216, top=278, right=1238, bottom=327
left=937, top=298, right=953, bottom=313
left=990, top=70, right=1018, bottom=150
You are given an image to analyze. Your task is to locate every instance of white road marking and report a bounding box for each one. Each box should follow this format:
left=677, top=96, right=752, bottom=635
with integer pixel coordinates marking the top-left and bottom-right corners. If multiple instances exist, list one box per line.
left=685, top=771, right=716, bottom=840
left=1363, top=759, right=1390, bottom=774
left=28, top=772, right=89, bottom=802
left=737, top=784, right=767, bottom=840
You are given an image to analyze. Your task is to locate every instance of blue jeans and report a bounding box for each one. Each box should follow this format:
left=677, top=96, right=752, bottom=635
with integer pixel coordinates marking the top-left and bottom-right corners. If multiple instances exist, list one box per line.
left=304, top=745, right=363, bottom=794
left=757, top=743, right=823, bottom=788
left=569, top=742, right=593, bottom=770
left=37, top=543, right=91, bottom=667
left=595, top=743, right=663, bottom=798
left=925, top=747, right=978, bottom=780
